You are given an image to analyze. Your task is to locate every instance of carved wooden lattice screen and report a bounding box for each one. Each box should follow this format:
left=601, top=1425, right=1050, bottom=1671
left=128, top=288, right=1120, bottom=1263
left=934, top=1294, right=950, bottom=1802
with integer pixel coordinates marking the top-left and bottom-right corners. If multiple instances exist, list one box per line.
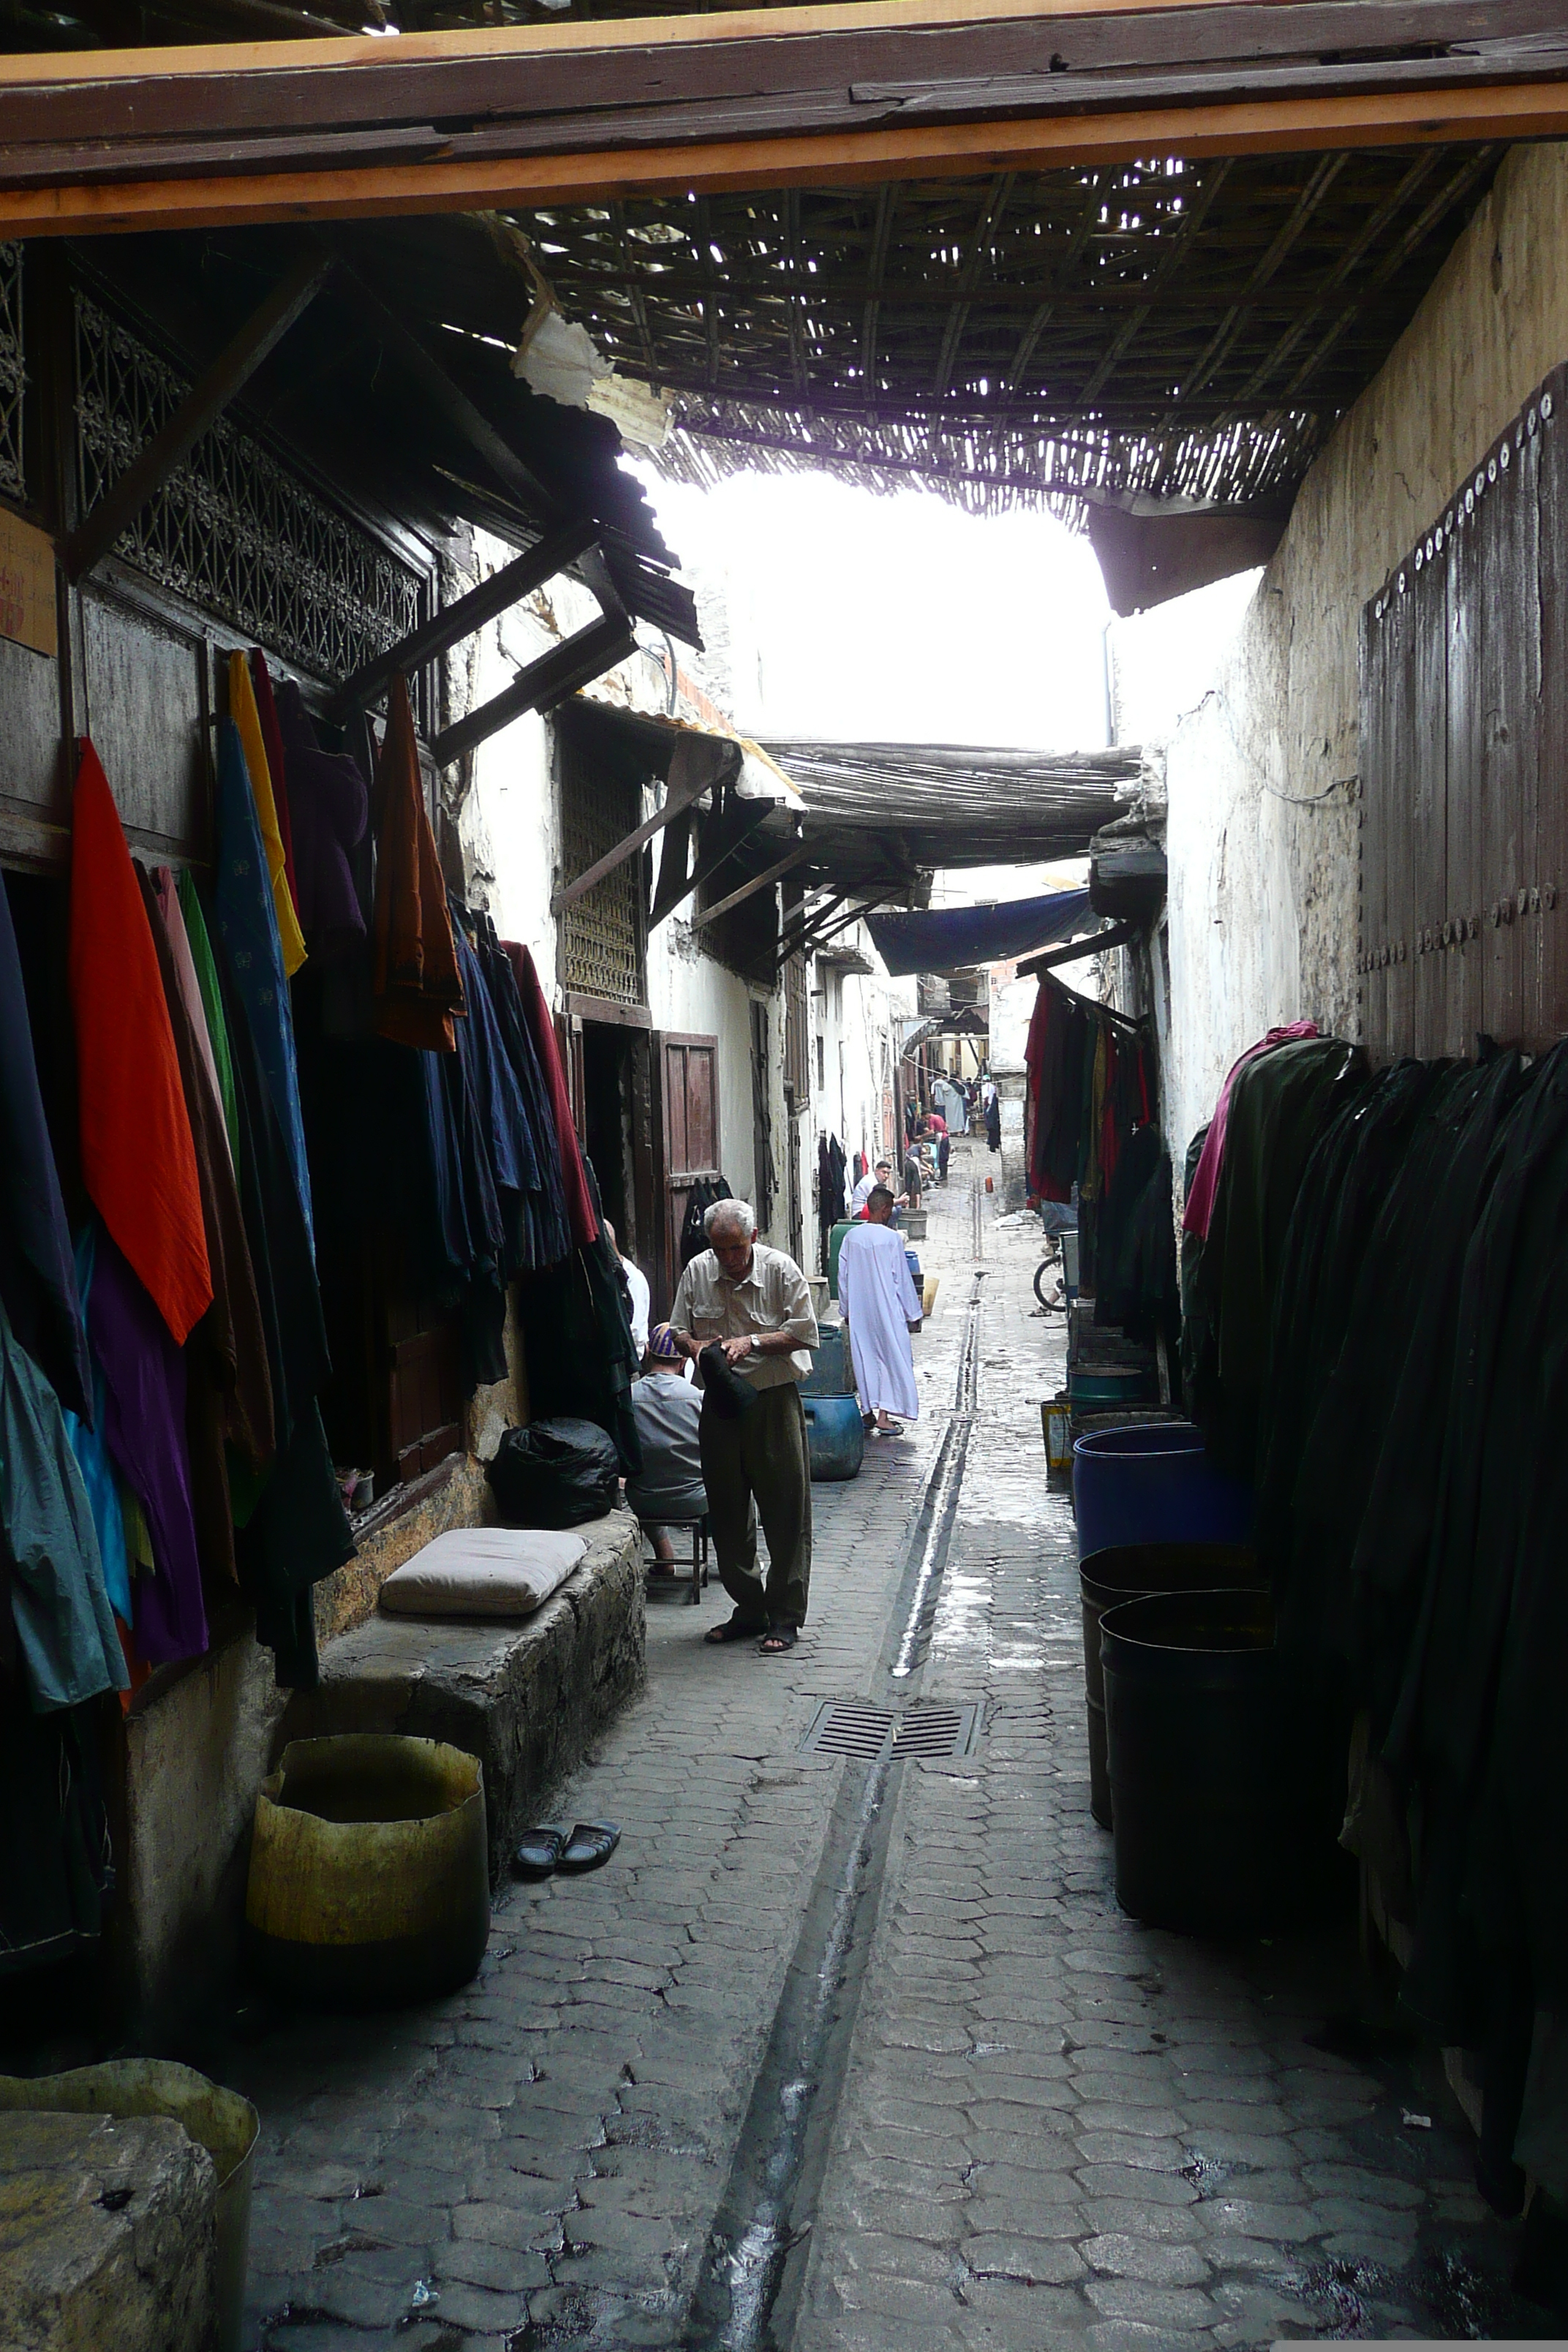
left=1359, top=364, right=1568, bottom=1063
left=558, top=731, right=647, bottom=1007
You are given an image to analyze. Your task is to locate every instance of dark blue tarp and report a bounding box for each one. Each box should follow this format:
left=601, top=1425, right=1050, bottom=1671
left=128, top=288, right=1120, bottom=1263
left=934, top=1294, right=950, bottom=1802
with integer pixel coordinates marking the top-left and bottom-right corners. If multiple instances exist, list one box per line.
left=867, top=889, right=1093, bottom=977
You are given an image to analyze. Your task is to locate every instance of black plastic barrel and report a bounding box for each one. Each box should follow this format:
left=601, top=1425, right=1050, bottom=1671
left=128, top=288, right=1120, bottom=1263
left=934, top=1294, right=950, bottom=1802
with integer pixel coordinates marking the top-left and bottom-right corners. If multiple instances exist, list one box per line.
left=1078, top=1543, right=1262, bottom=1831
left=1100, top=1589, right=1347, bottom=1934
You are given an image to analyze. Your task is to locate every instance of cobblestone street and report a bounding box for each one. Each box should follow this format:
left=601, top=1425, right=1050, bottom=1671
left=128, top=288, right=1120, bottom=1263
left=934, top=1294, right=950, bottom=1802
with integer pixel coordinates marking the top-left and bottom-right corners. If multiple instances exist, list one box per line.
left=233, top=1147, right=1549, bottom=2351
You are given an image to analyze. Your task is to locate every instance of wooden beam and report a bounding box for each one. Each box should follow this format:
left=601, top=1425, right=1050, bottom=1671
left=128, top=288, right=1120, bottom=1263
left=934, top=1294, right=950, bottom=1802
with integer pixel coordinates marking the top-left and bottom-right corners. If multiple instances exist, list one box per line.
left=430, top=612, right=633, bottom=769
left=325, top=516, right=598, bottom=719
left=0, top=0, right=1566, bottom=236
left=693, top=840, right=811, bottom=928
left=659, top=796, right=772, bottom=924
left=62, top=248, right=330, bottom=579
left=3, top=80, right=1557, bottom=240
left=550, top=732, right=739, bottom=914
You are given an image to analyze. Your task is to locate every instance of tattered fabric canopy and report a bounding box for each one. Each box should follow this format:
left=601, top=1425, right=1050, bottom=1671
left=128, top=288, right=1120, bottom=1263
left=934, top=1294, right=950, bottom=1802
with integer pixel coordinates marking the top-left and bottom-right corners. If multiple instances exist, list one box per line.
left=758, top=740, right=1141, bottom=896
left=868, top=888, right=1093, bottom=976
left=518, top=140, right=1500, bottom=599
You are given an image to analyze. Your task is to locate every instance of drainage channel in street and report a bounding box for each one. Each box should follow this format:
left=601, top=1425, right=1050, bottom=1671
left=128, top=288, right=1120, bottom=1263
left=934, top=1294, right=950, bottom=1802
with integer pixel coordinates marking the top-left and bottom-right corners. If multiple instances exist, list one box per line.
left=682, top=1248, right=987, bottom=2352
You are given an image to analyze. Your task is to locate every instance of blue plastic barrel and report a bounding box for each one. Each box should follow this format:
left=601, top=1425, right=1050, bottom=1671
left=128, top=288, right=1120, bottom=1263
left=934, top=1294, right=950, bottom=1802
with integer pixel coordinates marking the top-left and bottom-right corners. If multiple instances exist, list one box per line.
left=801, top=1327, right=852, bottom=1398
left=802, top=1394, right=865, bottom=1480
left=1072, top=1422, right=1254, bottom=1556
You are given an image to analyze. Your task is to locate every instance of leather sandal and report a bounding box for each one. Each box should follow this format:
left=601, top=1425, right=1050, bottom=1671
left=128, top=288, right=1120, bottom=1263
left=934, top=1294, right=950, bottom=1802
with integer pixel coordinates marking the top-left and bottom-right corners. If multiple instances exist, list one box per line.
left=758, top=1624, right=799, bottom=1654
left=511, top=1825, right=567, bottom=1880
left=557, top=1823, right=620, bottom=1874
left=705, top=1611, right=768, bottom=1644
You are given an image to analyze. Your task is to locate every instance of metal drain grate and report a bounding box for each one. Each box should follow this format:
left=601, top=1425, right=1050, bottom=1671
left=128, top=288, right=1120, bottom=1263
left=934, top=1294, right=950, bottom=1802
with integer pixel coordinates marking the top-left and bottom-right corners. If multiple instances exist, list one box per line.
left=801, top=1702, right=979, bottom=1762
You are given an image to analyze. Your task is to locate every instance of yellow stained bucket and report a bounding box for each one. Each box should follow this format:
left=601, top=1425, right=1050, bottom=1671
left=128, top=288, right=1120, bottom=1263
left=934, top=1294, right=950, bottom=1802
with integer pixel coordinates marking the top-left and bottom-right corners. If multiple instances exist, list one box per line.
left=246, top=1734, right=489, bottom=2007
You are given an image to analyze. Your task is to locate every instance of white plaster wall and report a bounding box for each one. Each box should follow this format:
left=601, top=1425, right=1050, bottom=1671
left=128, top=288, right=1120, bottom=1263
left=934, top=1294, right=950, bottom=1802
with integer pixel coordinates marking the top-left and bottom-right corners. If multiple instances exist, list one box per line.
left=1154, top=140, right=1568, bottom=1160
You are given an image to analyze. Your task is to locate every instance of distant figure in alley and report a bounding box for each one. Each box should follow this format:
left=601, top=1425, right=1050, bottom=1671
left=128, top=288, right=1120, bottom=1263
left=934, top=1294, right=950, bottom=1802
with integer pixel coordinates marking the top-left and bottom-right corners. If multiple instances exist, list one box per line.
left=837, top=1185, right=923, bottom=1437
left=670, top=1199, right=818, bottom=1655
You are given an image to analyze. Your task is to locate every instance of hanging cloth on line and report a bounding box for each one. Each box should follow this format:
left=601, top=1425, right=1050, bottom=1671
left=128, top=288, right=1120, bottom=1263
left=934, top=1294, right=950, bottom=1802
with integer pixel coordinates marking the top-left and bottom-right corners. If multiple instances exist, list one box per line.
left=372, top=675, right=466, bottom=1053
left=0, top=868, right=91, bottom=1420
left=69, top=742, right=212, bottom=1349
left=229, top=649, right=307, bottom=980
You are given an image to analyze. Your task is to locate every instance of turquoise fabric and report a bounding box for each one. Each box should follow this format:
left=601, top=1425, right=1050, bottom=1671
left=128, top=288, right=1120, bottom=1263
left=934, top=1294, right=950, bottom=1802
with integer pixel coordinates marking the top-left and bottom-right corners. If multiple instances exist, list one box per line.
left=61, top=1224, right=131, bottom=1626
left=0, top=1291, right=126, bottom=1710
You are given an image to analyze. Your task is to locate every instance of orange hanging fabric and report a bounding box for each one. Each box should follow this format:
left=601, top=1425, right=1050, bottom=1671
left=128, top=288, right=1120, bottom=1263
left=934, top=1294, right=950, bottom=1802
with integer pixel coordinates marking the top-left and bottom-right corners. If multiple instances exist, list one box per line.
left=69, top=743, right=212, bottom=1348
left=372, top=675, right=465, bottom=1052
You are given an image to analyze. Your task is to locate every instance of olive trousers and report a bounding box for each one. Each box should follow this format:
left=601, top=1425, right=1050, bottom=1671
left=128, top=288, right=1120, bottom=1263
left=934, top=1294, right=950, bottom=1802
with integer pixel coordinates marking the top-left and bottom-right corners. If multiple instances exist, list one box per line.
left=698, top=1381, right=813, bottom=1629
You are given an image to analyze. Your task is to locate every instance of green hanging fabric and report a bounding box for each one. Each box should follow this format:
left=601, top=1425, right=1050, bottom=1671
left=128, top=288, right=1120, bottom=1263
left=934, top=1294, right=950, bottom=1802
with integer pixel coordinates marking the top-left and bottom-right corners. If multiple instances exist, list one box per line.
left=177, top=868, right=241, bottom=1173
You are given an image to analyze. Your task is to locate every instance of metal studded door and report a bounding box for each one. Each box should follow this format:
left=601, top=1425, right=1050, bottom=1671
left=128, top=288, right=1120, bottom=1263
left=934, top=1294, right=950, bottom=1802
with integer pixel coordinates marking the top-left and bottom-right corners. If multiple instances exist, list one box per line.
left=1360, top=365, right=1567, bottom=1061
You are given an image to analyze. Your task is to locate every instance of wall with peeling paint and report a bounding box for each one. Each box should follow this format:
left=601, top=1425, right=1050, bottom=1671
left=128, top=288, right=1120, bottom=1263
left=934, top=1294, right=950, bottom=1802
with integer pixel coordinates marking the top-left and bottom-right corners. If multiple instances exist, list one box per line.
left=1158, top=139, right=1568, bottom=1160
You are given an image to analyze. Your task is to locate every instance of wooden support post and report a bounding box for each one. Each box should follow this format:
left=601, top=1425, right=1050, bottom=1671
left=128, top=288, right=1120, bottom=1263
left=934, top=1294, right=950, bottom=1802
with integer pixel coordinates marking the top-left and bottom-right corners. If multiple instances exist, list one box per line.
left=692, top=840, right=810, bottom=927
left=429, top=611, right=633, bottom=768
left=62, top=248, right=331, bottom=581
left=655, top=796, right=771, bottom=924
left=325, top=516, right=598, bottom=719
left=551, top=730, right=738, bottom=914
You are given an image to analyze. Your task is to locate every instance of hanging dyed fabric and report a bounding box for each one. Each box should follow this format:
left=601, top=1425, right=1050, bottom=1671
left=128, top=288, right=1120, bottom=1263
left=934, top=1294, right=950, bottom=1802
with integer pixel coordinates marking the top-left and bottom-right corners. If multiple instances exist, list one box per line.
left=138, top=867, right=274, bottom=1583
left=1183, top=1020, right=1320, bottom=1243
left=0, top=872, right=90, bottom=1420
left=151, top=866, right=230, bottom=1173
left=274, top=680, right=369, bottom=961
left=0, top=1287, right=126, bottom=1711
left=249, top=652, right=301, bottom=923
left=229, top=649, right=307, bottom=979
left=88, top=1230, right=208, bottom=1669
left=69, top=742, right=212, bottom=1349
left=213, top=717, right=315, bottom=1251
left=372, top=676, right=464, bottom=1052
left=503, top=937, right=600, bottom=1248
left=61, top=1226, right=131, bottom=1628
left=178, top=868, right=240, bottom=1172
left=212, top=928, right=353, bottom=1687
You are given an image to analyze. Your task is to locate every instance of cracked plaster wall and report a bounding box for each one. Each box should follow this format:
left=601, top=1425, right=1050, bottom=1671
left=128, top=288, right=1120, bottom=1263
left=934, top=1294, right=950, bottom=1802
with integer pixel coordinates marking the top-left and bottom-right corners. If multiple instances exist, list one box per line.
left=1163, top=140, right=1568, bottom=1158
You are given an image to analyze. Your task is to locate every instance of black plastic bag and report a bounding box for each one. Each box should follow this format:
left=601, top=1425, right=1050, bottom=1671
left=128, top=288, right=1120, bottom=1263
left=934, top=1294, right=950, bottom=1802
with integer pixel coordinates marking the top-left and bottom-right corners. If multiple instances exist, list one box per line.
left=486, top=1417, right=622, bottom=1529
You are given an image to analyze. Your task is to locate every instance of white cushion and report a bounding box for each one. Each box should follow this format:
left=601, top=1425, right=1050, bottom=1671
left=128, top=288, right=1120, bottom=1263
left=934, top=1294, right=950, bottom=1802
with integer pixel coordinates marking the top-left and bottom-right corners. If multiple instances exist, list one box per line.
left=378, top=1526, right=587, bottom=1619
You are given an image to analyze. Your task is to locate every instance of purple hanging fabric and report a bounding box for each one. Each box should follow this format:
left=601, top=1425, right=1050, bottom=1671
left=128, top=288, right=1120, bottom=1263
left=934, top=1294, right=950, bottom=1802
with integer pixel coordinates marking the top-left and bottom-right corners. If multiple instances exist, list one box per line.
left=87, top=1229, right=208, bottom=1666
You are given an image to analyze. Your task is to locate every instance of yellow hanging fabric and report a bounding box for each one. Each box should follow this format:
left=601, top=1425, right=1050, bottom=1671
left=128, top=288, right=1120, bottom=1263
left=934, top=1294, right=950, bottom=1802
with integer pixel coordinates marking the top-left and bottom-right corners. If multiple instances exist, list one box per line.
left=228, top=649, right=307, bottom=979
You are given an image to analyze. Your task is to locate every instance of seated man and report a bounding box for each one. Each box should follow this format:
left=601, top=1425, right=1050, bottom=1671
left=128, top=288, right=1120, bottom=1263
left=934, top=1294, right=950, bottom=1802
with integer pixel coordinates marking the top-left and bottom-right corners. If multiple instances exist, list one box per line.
left=850, top=1156, right=894, bottom=1216
left=625, top=1323, right=706, bottom=1572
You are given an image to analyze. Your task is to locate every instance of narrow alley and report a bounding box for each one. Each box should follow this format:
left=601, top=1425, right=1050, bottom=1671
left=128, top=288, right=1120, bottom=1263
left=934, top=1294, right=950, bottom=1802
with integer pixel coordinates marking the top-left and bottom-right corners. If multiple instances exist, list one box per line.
left=230, top=1149, right=1539, bottom=2352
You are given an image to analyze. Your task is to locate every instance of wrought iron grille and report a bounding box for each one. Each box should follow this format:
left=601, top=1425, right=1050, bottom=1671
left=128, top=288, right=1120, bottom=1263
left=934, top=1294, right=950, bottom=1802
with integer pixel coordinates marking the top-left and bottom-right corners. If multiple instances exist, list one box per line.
left=74, top=295, right=424, bottom=683
left=558, top=736, right=645, bottom=1006
left=0, top=245, right=26, bottom=506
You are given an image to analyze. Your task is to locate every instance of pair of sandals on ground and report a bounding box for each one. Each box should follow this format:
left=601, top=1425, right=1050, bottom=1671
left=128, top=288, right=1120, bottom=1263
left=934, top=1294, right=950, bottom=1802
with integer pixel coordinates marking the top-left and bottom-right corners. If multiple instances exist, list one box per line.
left=706, top=1613, right=797, bottom=1654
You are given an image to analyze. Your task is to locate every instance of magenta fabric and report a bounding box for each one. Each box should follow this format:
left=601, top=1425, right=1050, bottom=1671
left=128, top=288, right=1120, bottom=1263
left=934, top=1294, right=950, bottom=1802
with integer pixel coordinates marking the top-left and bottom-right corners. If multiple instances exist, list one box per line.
left=1182, top=1022, right=1320, bottom=1242
left=87, top=1229, right=208, bottom=1667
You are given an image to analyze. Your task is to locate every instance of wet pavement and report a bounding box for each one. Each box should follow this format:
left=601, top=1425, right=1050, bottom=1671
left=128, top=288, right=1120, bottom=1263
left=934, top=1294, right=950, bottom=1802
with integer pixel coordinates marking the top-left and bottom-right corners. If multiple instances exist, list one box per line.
left=228, top=1146, right=1557, bottom=2350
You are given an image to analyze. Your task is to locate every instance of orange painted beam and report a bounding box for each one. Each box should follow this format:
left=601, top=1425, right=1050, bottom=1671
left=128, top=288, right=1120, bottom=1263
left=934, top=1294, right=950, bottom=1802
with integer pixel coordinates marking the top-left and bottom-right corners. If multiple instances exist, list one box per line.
left=0, top=78, right=1559, bottom=238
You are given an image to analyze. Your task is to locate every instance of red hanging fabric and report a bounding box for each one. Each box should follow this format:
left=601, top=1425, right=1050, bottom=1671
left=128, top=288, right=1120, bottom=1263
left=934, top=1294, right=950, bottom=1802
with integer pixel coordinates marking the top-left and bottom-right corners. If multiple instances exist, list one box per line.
left=69, top=742, right=212, bottom=1347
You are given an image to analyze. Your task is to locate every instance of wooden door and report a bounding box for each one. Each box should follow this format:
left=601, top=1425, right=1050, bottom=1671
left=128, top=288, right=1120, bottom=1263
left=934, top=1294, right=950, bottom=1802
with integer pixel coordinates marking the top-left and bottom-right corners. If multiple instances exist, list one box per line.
left=652, top=1030, right=720, bottom=1316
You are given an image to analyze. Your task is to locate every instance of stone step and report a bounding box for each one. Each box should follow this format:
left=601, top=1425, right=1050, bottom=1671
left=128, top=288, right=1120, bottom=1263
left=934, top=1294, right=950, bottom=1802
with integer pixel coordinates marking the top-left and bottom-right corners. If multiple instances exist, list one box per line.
left=275, top=1509, right=644, bottom=1882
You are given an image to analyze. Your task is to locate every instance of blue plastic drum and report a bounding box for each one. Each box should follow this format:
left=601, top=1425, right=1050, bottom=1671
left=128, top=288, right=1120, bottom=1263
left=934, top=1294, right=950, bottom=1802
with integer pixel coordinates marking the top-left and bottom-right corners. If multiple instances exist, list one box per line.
left=1072, top=1422, right=1254, bottom=1555
left=802, top=1394, right=865, bottom=1480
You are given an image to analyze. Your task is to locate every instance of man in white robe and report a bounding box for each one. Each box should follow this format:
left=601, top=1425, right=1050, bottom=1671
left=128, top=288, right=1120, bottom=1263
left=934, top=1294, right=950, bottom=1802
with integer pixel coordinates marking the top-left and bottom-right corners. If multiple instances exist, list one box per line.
left=837, top=1186, right=923, bottom=1434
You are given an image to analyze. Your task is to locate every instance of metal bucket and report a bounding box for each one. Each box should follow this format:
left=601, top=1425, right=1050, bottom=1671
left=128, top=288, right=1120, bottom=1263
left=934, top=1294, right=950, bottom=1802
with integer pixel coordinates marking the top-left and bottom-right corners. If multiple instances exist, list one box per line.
left=246, top=1735, right=489, bottom=2006
left=0, top=2059, right=259, bottom=2352
left=1101, top=1588, right=1348, bottom=1934
left=1078, top=1542, right=1262, bottom=1829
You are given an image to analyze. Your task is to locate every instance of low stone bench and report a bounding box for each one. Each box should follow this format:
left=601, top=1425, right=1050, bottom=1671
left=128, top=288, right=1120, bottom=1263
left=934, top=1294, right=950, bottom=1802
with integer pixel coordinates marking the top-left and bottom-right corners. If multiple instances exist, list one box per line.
left=276, top=1509, right=645, bottom=1880
left=1, top=2110, right=216, bottom=2351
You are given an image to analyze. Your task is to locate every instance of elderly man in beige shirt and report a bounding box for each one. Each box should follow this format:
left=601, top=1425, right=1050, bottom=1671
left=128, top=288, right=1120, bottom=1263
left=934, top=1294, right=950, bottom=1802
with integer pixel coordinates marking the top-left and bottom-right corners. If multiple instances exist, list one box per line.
left=669, top=1197, right=818, bottom=1654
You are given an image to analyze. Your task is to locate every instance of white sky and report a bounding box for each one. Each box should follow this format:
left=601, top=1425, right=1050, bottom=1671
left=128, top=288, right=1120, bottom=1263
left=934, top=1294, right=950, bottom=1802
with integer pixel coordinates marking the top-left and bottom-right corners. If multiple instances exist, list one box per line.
left=629, top=462, right=1115, bottom=753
